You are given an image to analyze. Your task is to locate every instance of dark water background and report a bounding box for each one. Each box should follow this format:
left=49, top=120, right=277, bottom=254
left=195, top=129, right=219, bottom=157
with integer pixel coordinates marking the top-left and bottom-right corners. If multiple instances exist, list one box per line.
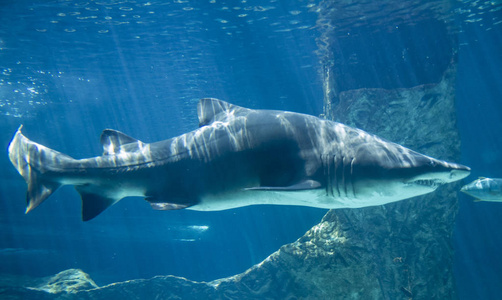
left=0, top=1, right=501, bottom=299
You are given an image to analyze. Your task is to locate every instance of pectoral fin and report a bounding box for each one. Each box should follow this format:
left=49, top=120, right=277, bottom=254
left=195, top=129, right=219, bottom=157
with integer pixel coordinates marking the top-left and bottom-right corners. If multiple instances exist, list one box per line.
left=150, top=203, right=193, bottom=210
left=146, top=196, right=196, bottom=210
left=245, top=180, right=321, bottom=191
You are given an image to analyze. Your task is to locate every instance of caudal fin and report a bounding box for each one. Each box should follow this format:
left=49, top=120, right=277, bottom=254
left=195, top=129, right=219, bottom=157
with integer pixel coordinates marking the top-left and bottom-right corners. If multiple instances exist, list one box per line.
left=8, top=126, right=72, bottom=213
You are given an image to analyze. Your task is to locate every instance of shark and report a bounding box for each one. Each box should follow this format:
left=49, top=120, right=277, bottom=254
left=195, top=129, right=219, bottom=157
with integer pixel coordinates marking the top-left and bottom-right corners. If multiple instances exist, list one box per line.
left=8, top=98, right=470, bottom=221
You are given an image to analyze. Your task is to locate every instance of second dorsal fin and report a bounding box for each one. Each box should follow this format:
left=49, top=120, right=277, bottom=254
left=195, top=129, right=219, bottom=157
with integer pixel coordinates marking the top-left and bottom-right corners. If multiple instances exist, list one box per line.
left=100, top=129, right=144, bottom=155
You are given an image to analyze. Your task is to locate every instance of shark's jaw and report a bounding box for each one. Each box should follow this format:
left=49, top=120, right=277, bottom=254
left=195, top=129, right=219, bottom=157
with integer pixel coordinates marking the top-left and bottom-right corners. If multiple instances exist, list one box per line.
left=408, top=179, right=445, bottom=188
left=405, top=167, right=471, bottom=187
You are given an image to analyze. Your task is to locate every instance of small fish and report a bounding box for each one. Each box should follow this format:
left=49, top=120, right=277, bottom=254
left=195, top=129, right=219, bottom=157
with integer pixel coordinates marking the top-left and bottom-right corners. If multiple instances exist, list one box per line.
left=461, top=177, right=502, bottom=202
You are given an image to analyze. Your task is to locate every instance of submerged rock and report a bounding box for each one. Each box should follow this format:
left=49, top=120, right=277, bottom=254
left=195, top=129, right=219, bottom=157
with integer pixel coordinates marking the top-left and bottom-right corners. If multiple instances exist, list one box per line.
left=34, top=269, right=99, bottom=294
left=0, top=269, right=98, bottom=299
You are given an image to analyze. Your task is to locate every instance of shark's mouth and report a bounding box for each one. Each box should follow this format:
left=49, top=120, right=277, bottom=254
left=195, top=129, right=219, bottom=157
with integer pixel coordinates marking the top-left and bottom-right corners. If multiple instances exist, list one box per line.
left=407, top=179, right=445, bottom=188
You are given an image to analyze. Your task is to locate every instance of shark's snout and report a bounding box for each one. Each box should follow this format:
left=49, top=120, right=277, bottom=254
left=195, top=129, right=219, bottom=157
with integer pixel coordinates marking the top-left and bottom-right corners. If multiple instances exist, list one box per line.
left=404, top=158, right=470, bottom=186
left=439, top=161, right=471, bottom=183
left=449, top=167, right=471, bottom=180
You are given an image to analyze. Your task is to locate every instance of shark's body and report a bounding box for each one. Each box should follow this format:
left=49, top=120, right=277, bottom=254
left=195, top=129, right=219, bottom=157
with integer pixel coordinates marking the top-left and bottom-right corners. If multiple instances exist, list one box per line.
left=461, top=177, right=502, bottom=202
left=8, top=98, right=470, bottom=221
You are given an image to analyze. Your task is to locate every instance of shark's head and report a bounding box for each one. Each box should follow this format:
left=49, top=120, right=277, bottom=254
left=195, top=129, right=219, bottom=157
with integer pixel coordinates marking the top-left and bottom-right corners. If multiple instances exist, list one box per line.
left=346, top=141, right=471, bottom=207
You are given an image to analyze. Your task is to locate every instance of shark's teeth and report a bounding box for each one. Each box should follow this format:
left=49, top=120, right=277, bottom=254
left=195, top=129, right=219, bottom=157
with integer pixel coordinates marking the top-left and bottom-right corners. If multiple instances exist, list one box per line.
left=409, top=179, right=444, bottom=187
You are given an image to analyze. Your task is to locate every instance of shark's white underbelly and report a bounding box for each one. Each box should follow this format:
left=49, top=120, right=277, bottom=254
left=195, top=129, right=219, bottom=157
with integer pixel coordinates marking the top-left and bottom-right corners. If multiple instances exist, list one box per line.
left=188, top=189, right=331, bottom=211
left=187, top=182, right=436, bottom=211
left=187, top=188, right=403, bottom=211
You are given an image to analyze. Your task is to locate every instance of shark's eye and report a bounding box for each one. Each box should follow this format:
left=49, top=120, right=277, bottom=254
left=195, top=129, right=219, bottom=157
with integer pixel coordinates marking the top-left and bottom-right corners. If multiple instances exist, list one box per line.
left=429, top=161, right=437, bottom=167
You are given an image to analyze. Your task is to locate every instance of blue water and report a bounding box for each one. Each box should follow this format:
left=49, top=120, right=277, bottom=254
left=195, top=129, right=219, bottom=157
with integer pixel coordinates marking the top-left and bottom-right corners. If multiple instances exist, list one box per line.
left=455, top=23, right=502, bottom=299
left=0, top=0, right=501, bottom=298
left=0, top=0, right=325, bottom=285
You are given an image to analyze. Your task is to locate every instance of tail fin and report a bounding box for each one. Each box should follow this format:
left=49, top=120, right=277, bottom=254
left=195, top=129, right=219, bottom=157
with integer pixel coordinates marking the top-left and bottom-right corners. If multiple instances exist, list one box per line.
left=8, top=126, right=73, bottom=213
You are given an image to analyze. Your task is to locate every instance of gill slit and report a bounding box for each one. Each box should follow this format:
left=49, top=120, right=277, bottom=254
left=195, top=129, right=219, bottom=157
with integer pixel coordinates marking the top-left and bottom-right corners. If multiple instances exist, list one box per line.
left=322, top=154, right=340, bottom=197
left=323, top=154, right=351, bottom=198
left=342, top=156, right=348, bottom=197
left=341, top=156, right=356, bottom=198
left=350, top=157, right=356, bottom=197
left=334, top=155, right=340, bottom=197
left=322, top=154, right=330, bottom=197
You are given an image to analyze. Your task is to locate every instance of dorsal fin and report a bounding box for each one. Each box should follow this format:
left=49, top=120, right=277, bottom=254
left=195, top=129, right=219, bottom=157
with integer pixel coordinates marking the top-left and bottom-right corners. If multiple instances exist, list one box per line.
left=197, top=98, right=248, bottom=127
left=100, top=129, right=144, bottom=155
